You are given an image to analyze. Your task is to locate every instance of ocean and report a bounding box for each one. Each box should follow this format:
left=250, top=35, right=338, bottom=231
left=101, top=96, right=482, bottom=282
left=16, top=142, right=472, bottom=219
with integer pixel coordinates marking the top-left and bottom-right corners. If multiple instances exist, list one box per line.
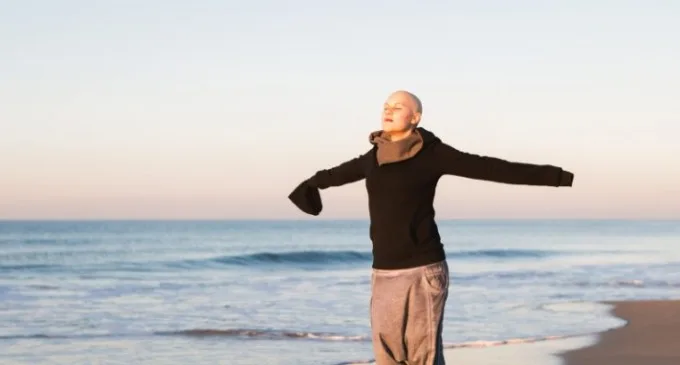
left=1, top=220, right=679, bottom=365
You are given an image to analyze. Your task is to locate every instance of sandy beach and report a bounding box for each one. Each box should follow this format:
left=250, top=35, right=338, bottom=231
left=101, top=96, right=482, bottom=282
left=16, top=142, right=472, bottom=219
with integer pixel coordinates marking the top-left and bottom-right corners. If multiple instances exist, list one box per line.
left=560, top=299, right=680, bottom=365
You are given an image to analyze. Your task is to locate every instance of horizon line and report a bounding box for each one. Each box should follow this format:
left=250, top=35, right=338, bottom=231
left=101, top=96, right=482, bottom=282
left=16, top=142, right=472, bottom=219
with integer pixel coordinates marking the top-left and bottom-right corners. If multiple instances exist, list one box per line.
left=1, top=218, right=678, bottom=222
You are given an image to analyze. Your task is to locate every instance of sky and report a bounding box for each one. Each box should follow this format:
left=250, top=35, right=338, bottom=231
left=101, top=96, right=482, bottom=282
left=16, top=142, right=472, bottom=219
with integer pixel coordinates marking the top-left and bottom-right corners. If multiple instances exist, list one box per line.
left=1, top=0, right=679, bottom=220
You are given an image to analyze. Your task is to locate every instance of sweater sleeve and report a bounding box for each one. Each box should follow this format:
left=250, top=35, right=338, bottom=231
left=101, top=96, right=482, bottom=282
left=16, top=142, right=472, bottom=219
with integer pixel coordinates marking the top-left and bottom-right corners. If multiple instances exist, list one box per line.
left=307, top=151, right=372, bottom=189
left=288, top=151, right=372, bottom=215
left=433, top=142, right=574, bottom=187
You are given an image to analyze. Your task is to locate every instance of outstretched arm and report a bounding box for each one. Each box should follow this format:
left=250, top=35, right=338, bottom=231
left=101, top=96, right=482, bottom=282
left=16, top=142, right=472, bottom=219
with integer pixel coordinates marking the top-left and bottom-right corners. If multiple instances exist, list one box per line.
left=288, top=151, right=372, bottom=215
left=433, top=142, right=573, bottom=187
left=307, top=152, right=370, bottom=189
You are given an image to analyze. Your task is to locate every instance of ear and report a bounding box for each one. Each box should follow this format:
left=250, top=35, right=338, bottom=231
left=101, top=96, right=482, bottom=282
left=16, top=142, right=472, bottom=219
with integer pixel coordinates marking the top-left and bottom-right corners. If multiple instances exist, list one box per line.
left=411, top=112, right=422, bottom=125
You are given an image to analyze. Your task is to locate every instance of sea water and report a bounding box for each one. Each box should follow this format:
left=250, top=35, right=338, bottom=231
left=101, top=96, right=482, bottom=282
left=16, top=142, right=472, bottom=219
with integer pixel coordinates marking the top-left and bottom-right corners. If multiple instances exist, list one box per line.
left=1, top=220, right=678, bottom=365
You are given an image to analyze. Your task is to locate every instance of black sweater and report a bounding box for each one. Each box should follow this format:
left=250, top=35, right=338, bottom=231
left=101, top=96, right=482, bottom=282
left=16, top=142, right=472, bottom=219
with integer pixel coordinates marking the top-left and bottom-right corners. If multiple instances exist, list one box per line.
left=289, top=128, right=574, bottom=269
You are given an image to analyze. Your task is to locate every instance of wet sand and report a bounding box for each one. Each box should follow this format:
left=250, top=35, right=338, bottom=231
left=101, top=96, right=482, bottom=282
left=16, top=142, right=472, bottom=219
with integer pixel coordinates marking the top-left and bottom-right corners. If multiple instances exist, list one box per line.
left=360, top=334, right=596, bottom=365
left=560, top=299, right=680, bottom=365
left=443, top=335, right=596, bottom=365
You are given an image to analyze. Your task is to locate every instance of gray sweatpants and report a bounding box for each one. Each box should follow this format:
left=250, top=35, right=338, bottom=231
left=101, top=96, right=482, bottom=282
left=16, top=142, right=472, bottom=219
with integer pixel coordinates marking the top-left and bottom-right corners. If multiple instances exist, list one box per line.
left=370, top=260, right=449, bottom=365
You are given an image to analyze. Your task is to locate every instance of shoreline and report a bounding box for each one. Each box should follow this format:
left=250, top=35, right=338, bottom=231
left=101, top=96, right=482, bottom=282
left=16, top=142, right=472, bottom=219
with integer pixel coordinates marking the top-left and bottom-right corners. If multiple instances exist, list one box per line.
left=559, top=299, right=680, bottom=365
left=357, top=333, right=599, bottom=365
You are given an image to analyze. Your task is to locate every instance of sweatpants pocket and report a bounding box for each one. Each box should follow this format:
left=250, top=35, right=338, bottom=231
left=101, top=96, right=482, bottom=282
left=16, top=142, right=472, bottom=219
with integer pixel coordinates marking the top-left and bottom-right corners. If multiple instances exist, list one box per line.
left=423, top=261, right=449, bottom=293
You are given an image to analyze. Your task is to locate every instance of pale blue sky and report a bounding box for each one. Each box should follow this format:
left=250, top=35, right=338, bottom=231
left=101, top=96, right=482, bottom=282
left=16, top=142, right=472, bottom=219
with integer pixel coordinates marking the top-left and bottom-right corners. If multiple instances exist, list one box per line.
left=2, top=0, right=679, bottom=219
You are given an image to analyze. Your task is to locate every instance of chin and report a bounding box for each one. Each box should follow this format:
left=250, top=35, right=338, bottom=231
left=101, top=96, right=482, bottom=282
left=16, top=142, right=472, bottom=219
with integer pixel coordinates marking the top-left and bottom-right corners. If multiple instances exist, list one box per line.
left=383, top=125, right=409, bottom=133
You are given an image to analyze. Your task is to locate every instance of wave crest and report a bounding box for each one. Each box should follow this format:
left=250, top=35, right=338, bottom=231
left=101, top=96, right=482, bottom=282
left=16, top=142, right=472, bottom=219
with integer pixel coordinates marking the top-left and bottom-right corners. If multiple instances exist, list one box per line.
left=156, top=328, right=369, bottom=341
left=192, top=248, right=567, bottom=267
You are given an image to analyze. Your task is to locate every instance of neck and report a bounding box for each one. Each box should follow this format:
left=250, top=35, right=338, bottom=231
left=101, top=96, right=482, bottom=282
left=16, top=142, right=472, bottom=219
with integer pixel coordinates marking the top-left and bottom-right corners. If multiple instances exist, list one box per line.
left=388, top=128, right=415, bottom=142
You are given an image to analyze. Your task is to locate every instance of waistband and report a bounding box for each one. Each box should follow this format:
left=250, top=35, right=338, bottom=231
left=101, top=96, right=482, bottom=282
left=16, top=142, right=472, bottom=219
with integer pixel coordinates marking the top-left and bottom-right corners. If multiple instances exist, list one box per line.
left=372, top=259, right=447, bottom=276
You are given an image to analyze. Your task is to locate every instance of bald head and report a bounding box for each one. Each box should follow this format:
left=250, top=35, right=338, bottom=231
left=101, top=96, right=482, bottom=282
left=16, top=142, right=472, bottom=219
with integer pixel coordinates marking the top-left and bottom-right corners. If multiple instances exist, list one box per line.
left=382, top=90, right=423, bottom=137
left=388, top=90, right=423, bottom=115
